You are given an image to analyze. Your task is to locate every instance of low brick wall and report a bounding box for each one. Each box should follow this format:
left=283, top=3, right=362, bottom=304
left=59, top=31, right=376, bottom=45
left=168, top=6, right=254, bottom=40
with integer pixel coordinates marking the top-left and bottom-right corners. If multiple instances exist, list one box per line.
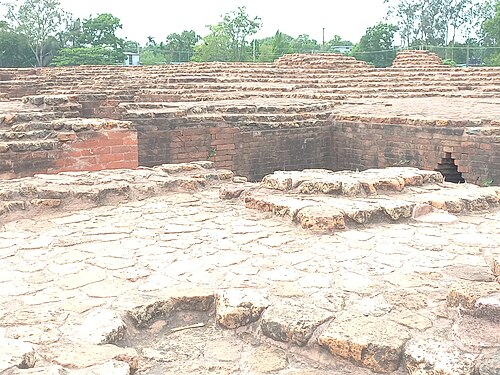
left=54, top=129, right=138, bottom=173
left=331, top=120, right=500, bottom=185
left=137, top=125, right=332, bottom=181
left=0, top=128, right=138, bottom=179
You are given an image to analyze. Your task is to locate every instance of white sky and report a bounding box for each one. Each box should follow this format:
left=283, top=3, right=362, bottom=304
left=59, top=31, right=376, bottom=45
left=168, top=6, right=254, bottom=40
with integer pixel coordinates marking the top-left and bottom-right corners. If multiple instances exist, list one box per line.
left=59, top=0, right=389, bottom=45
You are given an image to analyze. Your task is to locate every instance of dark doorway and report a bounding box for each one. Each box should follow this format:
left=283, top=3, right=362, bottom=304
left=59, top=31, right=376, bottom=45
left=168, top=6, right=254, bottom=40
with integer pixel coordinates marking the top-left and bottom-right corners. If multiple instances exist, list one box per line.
left=436, top=152, right=465, bottom=183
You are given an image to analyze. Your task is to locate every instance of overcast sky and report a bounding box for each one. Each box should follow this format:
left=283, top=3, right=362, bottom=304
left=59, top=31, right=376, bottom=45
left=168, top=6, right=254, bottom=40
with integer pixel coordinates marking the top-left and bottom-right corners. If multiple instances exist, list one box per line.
left=59, top=0, right=389, bottom=45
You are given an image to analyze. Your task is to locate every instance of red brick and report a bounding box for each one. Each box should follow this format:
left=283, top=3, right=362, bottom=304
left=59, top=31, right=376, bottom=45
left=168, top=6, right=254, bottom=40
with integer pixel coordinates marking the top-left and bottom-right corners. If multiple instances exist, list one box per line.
left=215, top=143, right=236, bottom=151
left=123, top=137, right=138, bottom=146
left=213, top=154, right=233, bottom=162
left=98, top=153, right=124, bottom=163
left=123, top=152, right=138, bottom=161
left=480, top=143, right=492, bottom=150
left=98, top=137, right=123, bottom=147
left=111, top=145, right=135, bottom=153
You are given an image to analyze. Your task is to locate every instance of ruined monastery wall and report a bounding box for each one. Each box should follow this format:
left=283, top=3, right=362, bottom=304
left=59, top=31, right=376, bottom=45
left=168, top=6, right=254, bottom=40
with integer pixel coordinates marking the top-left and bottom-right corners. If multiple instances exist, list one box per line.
left=0, top=51, right=499, bottom=183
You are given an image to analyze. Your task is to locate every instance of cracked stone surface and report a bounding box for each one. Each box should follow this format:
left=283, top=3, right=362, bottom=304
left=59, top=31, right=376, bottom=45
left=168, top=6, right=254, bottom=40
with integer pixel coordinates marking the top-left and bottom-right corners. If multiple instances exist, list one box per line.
left=403, top=337, right=477, bottom=375
left=66, top=308, right=127, bottom=345
left=239, top=168, right=500, bottom=233
left=0, top=167, right=499, bottom=374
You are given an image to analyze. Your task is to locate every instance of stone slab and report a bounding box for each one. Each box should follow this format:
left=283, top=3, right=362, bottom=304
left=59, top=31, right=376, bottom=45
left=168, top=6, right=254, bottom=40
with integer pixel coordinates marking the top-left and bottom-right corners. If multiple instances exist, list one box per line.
left=318, top=315, right=410, bottom=373
left=260, top=301, right=334, bottom=346
left=216, top=289, right=269, bottom=329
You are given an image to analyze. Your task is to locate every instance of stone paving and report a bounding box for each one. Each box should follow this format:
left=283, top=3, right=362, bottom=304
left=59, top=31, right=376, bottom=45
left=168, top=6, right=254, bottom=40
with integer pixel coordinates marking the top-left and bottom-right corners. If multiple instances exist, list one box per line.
left=0, top=166, right=499, bottom=374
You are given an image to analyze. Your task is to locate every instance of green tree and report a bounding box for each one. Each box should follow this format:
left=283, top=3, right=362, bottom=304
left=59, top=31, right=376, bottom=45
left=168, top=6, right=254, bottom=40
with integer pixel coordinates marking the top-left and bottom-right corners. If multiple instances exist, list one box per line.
left=386, top=0, right=421, bottom=46
left=257, top=30, right=293, bottom=62
left=482, top=0, right=500, bottom=65
left=351, top=22, right=398, bottom=67
left=193, top=6, right=261, bottom=62
left=0, top=21, right=35, bottom=66
left=51, top=46, right=124, bottom=66
left=291, top=34, right=320, bottom=53
left=165, top=30, right=200, bottom=62
left=2, top=0, right=70, bottom=66
left=482, top=0, right=500, bottom=45
left=193, top=23, right=232, bottom=61
left=124, top=40, right=140, bottom=53
left=140, top=49, right=167, bottom=65
left=140, top=37, right=168, bottom=65
left=51, top=13, right=126, bottom=66
left=78, top=13, right=124, bottom=49
left=385, top=0, right=486, bottom=47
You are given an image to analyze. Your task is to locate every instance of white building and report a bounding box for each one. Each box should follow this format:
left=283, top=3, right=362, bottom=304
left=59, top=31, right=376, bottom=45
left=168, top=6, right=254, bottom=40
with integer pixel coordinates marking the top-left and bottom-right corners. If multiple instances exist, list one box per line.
left=124, top=52, right=140, bottom=66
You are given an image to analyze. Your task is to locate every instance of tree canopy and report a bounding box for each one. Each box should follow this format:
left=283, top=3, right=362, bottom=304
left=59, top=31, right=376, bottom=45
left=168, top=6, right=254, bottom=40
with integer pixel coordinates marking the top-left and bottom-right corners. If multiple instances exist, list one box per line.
left=51, top=13, right=126, bottom=66
left=351, top=23, right=398, bottom=67
left=2, top=0, right=69, bottom=66
left=193, top=6, right=261, bottom=62
left=0, top=0, right=499, bottom=67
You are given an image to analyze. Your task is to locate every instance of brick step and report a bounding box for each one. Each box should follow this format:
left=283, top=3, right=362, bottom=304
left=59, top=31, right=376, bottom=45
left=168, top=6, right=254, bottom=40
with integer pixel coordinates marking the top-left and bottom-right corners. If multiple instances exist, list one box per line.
left=0, top=111, right=80, bottom=127
left=243, top=185, right=499, bottom=232
left=28, top=74, right=500, bottom=90
left=0, top=139, right=59, bottom=153
left=121, top=99, right=334, bottom=114
left=128, top=113, right=329, bottom=129
left=137, top=83, right=298, bottom=92
left=2, top=117, right=132, bottom=135
left=218, top=112, right=332, bottom=123
left=14, top=69, right=500, bottom=84
left=0, top=129, right=55, bottom=141
left=447, top=281, right=500, bottom=324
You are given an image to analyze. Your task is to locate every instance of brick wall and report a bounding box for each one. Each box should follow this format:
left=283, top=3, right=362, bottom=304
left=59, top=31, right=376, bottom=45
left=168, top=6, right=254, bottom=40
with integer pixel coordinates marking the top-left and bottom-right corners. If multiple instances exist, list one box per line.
left=0, top=148, right=60, bottom=179
left=0, top=129, right=138, bottom=179
left=331, top=120, right=500, bottom=185
left=136, top=120, right=498, bottom=184
left=54, top=129, right=138, bottom=173
left=233, top=127, right=332, bottom=181
left=137, top=124, right=333, bottom=181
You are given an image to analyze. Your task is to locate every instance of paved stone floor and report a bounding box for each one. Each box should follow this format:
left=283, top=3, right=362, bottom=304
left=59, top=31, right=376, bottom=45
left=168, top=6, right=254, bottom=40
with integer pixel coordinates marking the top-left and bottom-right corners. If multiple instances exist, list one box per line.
left=0, top=182, right=499, bottom=374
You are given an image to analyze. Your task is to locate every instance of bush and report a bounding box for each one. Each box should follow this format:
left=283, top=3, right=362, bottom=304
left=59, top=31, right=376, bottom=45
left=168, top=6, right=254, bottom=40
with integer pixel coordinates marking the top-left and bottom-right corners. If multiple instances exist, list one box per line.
left=442, top=59, right=457, bottom=67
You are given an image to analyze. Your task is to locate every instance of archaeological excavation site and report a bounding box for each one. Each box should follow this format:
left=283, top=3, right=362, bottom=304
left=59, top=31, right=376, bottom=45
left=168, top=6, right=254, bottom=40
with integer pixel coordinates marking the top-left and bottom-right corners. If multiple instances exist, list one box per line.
left=0, top=50, right=499, bottom=374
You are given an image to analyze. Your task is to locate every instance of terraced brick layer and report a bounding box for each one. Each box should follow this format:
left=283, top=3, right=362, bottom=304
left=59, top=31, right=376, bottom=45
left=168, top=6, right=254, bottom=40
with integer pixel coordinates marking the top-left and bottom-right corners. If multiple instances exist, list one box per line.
left=0, top=51, right=499, bottom=181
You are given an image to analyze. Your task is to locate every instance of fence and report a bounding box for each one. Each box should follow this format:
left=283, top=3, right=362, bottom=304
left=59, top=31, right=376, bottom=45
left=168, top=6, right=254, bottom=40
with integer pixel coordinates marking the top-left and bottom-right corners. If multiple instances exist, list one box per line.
left=144, top=45, right=500, bottom=66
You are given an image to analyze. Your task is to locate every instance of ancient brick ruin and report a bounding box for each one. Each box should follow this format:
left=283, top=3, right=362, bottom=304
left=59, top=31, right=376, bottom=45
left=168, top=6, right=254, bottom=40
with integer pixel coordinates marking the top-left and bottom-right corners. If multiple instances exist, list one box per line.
left=0, top=50, right=499, bottom=183
left=0, top=52, right=500, bottom=375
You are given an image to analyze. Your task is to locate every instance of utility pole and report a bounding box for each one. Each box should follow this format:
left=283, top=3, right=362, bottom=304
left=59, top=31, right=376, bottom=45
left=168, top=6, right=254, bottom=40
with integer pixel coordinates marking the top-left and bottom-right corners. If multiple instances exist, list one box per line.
left=322, top=28, right=325, bottom=46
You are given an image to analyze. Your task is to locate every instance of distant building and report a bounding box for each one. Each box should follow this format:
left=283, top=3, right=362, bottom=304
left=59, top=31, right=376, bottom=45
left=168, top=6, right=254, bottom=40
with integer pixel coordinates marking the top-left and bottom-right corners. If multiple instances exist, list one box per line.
left=124, top=52, right=140, bottom=66
left=332, top=46, right=353, bottom=54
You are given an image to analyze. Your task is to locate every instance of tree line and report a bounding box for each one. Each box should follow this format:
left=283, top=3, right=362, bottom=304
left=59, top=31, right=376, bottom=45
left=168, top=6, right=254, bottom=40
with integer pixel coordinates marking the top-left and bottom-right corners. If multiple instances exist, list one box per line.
left=0, top=0, right=499, bottom=68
